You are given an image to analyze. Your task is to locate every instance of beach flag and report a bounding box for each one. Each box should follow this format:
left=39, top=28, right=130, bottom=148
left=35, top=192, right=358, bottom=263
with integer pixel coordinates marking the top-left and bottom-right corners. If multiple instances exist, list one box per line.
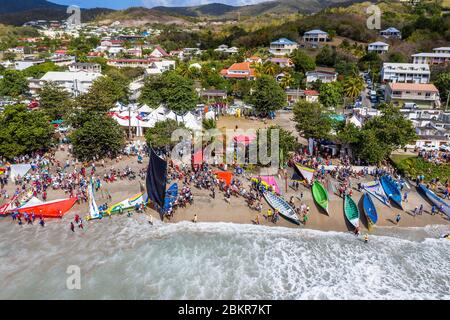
left=146, top=148, right=167, bottom=211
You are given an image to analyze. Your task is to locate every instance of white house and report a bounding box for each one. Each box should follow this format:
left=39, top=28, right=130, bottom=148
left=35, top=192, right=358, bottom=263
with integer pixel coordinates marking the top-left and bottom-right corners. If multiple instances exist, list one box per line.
left=29, top=71, right=102, bottom=96
left=68, top=62, right=102, bottom=73
left=412, top=52, right=450, bottom=65
left=215, top=44, right=239, bottom=54
left=381, top=63, right=430, bottom=84
left=269, top=38, right=298, bottom=56
left=149, top=46, right=170, bottom=58
left=380, top=27, right=401, bottom=39
left=145, top=60, right=176, bottom=75
left=306, top=67, right=338, bottom=84
left=385, top=83, right=441, bottom=109
left=303, top=30, right=329, bottom=43
left=433, top=47, right=450, bottom=54
left=49, top=55, right=76, bottom=66
left=368, top=42, right=389, bottom=54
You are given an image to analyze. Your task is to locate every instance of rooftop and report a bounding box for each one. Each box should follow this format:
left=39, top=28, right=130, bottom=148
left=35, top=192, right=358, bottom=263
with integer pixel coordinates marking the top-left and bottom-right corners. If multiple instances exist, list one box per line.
left=304, top=29, right=328, bottom=35
left=388, top=83, right=439, bottom=92
left=270, top=38, right=296, bottom=45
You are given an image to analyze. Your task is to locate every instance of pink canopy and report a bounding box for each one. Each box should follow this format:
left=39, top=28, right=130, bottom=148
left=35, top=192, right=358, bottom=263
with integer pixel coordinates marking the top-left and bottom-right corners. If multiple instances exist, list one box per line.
left=233, top=134, right=256, bottom=146
left=259, top=176, right=280, bottom=194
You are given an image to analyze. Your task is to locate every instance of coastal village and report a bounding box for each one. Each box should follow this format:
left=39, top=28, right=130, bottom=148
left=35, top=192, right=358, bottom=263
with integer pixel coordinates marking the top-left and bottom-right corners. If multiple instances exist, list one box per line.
left=0, top=0, right=449, bottom=238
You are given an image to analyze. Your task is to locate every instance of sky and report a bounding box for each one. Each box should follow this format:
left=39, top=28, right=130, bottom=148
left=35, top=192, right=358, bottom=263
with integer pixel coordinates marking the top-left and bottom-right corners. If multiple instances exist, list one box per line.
left=50, top=0, right=265, bottom=9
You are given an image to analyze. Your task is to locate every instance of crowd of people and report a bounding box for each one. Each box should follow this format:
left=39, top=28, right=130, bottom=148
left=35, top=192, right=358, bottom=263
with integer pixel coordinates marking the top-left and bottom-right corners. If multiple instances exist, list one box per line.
left=419, top=149, right=450, bottom=165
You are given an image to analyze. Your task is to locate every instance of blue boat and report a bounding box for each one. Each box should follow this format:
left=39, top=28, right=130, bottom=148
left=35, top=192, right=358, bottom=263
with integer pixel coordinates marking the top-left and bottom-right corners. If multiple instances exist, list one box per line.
left=163, top=183, right=178, bottom=213
left=380, top=175, right=403, bottom=209
left=363, top=192, right=378, bottom=228
left=418, top=184, right=450, bottom=219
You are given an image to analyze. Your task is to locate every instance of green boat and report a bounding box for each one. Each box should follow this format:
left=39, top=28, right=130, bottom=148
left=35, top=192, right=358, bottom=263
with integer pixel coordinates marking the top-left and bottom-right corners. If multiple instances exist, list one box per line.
left=344, top=195, right=360, bottom=229
left=312, top=181, right=329, bottom=214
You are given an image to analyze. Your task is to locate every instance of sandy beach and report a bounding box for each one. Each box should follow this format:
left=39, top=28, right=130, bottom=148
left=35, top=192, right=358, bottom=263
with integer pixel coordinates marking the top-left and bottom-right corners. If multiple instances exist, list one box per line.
left=1, top=144, right=448, bottom=235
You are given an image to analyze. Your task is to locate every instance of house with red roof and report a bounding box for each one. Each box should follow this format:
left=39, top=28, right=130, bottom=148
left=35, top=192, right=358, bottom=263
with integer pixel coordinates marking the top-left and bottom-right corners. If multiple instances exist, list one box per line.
left=150, top=46, right=169, bottom=58
left=220, top=62, right=256, bottom=80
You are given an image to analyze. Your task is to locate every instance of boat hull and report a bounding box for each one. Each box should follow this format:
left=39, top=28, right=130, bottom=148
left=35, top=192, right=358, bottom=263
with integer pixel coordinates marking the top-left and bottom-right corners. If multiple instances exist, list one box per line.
left=312, top=181, right=329, bottom=214
left=13, top=197, right=77, bottom=218
left=263, top=191, right=300, bottom=225
left=418, top=184, right=450, bottom=219
left=380, top=175, right=403, bottom=209
left=344, top=195, right=360, bottom=229
left=363, top=192, right=378, bottom=227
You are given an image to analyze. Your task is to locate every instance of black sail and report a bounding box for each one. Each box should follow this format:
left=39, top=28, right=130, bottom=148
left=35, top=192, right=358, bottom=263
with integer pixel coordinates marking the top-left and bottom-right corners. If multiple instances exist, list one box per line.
left=146, top=148, right=167, bottom=210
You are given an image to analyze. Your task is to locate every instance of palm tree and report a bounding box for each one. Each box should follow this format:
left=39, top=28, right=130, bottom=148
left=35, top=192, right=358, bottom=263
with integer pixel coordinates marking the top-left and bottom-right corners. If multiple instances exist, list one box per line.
left=254, top=63, right=265, bottom=78
left=343, top=76, right=364, bottom=101
left=280, top=73, right=293, bottom=89
left=263, top=61, right=277, bottom=76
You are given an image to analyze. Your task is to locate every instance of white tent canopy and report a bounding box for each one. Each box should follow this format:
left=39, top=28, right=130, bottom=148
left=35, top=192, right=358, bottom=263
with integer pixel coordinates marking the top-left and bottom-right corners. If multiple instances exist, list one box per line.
left=138, top=104, right=153, bottom=113
left=10, top=164, right=32, bottom=181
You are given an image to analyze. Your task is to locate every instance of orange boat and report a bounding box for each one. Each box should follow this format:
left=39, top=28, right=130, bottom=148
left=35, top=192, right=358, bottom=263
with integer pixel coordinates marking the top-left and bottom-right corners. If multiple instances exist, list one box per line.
left=13, top=197, right=77, bottom=218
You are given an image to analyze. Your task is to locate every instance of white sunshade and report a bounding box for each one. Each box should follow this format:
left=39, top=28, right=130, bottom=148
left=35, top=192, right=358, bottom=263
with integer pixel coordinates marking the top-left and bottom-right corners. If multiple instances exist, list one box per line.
left=10, top=164, right=32, bottom=181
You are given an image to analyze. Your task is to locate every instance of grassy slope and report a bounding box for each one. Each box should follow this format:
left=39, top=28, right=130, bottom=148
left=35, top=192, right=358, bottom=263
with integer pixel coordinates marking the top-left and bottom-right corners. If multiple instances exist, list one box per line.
left=392, top=156, right=450, bottom=182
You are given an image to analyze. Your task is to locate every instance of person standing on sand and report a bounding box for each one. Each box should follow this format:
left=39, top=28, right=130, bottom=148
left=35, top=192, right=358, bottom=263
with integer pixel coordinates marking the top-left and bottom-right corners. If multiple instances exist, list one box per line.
left=255, top=214, right=260, bottom=225
left=364, top=234, right=369, bottom=243
left=431, top=205, right=437, bottom=215
left=413, top=207, right=418, bottom=217
left=193, top=214, right=198, bottom=223
left=395, top=213, right=401, bottom=225
left=70, top=222, right=75, bottom=232
left=303, top=213, right=308, bottom=225
left=403, top=192, right=408, bottom=203
left=148, top=214, right=153, bottom=225
left=419, top=204, right=423, bottom=215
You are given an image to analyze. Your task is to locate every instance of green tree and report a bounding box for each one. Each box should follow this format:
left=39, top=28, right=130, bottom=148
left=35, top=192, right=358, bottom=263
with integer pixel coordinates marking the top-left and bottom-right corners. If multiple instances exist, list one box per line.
left=248, top=75, right=286, bottom=115
left=343, top=76, right=364, bottom=101
left=315, top=45, right=336, bottom=67
left=387, top=52, right=407, bottom=63
left=39, top=82, right=71, bottom=120
left=433, top=73, right=450, bottom=104
left=139, top=72, right=197, bottom=112
left=145, top=119, right=187, bottom=148
left=319, top=82, right=343, bottom=109
left=293, top=100, right=332, bottom=140
left=0, top=70, right=27, bottom=98
left=70, top=113, right=125, bottom=161
left=0, top=104, right=54, bottom=159
left=22, top=62, right=62, bottom=78
left=290, top=49, right=316, bottom=74
left=355, top=128, right=388, bottom=164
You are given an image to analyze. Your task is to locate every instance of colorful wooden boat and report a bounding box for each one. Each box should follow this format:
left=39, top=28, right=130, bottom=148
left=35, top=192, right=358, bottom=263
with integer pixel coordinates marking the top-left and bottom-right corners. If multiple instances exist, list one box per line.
left=418, top=184, right=450, bottom=219
left=162, top=183, right=178, bottom=213
left=362, top=180, right=390, bottom=207
left=13, top=197, right=77, bottom=218
left=344, top=195, right=360, bottom=229
left=362, top=192, right=378, bottom=228
left=263, top=191, right=300, bottom=225
left=106, top=193, right=146, bottom=216
left=380, top=175, right=403, bottom=209
left=312, top=180, right=329, bottom=214
left=294, top=164, right=315, bottom=184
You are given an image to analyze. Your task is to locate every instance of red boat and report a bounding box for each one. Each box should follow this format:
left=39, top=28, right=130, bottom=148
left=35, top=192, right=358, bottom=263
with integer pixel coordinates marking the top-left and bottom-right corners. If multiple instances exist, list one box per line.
left=12, top=197, right=77, bottom=218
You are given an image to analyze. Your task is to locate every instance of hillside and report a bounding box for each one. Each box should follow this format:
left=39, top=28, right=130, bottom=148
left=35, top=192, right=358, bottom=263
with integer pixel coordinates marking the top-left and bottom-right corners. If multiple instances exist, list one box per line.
left=0, top=0, right=113, bottom=26
left=154, top=0, right=376, bottom=18
left=93, top=7, right=194, bottom=27
left=0, top=0, right=64, bottom=14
